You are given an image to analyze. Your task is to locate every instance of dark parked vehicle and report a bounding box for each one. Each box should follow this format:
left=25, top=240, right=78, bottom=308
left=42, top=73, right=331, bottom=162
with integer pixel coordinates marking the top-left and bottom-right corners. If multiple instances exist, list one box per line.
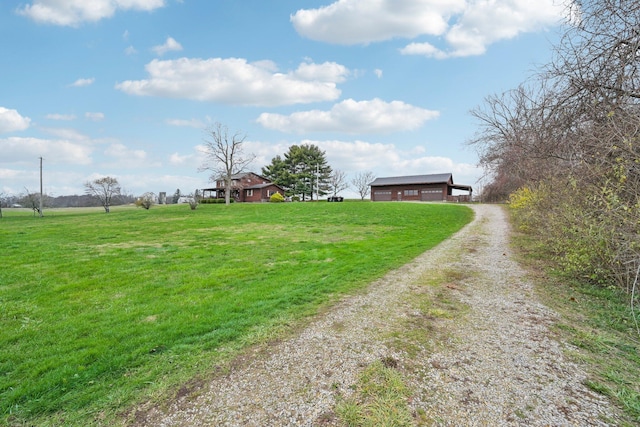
left=327, top=196, right=344, bottom=202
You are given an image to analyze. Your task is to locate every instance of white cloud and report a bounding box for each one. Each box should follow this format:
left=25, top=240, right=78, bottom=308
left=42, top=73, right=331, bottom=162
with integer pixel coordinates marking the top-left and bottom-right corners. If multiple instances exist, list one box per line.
left=292, top=61, right=349, bottom=83
left=40, top=127, right=89, bottom=141
left=115, top=58, right=347, bottom=106
left=0, top=107, right=31, bottom=133
left=152, top=36, right=183, bottom=56
left=256, top=98, right=439, bottom=134
left=292, top=0, right=567, bottom=58
left=0, top=168, right=22, bottom=180
left=291, top=0, right=465, bottom=45
left=85, top=112, right=105, bottom=121
left=70, top=77, right=95, bottom=87
left=101, top=143, right=165, bottom=169
left=165, top=118, right=205, bottom=128
left=374, top=69, right=383, bottom=78
left=441, top=0, right=566, bottom=57
left=399, top=42, right=449, bottom=59
left=125, top=45, right=138, bottom=55
left=17, top=0, right=166, bottom=27
left=105, top=143, right=147, bottom=162
left=0, top=136, right=92, bottom=164
left=46, top=113, right=76, bottom=121
left=168, top=152, right=195, bottom=166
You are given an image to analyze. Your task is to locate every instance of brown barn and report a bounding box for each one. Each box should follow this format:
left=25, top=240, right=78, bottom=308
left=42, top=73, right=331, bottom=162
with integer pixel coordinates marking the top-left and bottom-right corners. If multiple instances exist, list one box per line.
left=370, top=173, right=472, bottom=202
left=202, top=172, right=284, bottom=203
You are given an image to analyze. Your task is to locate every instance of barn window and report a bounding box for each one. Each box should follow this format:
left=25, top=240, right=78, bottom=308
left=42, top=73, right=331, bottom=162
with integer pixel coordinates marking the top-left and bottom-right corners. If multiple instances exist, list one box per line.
left=404, top=189, right=418, bottom=196
left=247, top=189, right=254, bottom=196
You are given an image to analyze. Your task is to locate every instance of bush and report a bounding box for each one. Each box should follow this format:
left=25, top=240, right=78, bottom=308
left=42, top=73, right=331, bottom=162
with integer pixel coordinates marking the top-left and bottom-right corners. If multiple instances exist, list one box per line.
left=508, top=181, right=619, bottom=286
left=187, top=196, right=199, bottom=210
left=270, top=192, right=285, bottom=203
left=135, top=192, right=156, bottom=210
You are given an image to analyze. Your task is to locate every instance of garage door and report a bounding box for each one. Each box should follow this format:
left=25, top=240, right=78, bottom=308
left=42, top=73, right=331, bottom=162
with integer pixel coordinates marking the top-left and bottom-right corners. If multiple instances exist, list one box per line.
left=421, top=189, right=442, bottom=201
left=374, top=191, right=392, bottom=201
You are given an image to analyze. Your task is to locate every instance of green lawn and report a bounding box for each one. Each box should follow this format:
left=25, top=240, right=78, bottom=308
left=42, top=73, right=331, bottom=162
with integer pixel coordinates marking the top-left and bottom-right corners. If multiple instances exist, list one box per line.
left=0, top=201, right=473, bottom=426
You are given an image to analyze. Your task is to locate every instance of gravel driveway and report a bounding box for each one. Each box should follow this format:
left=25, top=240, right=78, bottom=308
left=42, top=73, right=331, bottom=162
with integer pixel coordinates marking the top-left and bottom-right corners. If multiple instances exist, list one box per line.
left=132, top=204, right=618, bottom=426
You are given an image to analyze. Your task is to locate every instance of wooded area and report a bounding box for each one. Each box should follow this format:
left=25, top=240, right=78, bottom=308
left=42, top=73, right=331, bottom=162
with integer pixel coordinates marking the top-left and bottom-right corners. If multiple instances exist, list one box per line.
left=469, top=0, right=640, bottom=293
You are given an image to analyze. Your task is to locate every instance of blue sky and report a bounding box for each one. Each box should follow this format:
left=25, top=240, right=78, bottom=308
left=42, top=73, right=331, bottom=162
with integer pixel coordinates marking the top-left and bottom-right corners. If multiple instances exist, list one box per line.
left=0, top=0, right=569, bottom=199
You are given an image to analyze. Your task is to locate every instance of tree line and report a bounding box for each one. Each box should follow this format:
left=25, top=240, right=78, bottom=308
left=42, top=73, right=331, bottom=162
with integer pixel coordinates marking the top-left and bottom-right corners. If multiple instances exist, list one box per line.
left=469, top=0, right=640, bottom=293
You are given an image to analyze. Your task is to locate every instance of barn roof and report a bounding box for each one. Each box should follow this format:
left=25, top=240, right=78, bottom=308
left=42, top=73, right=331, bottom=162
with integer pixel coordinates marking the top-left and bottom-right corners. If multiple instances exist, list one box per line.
left=370, top=173, right=472, bottom=192
left=370, top=173, right=453, bottom=186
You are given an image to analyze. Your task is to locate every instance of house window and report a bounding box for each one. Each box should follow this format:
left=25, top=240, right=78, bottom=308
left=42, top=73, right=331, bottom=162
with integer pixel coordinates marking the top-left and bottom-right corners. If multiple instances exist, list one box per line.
left=404, top=189, right=418, bottom=196
left=247, top=189, right=253, bottom=197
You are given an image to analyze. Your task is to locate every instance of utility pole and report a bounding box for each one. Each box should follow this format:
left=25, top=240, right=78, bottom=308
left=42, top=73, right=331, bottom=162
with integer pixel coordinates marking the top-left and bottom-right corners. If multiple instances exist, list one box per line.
left=316, top=163, right=319, bottom=201
left=39, top=156, right=43, bottom=217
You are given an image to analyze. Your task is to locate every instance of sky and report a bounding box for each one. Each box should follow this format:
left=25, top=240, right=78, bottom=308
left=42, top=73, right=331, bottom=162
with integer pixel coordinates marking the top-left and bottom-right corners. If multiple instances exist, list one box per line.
left=0, top=0, right=570, bottom=199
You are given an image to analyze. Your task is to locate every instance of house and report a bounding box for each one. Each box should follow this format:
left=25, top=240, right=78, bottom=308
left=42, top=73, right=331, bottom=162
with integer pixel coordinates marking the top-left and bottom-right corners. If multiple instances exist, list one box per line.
left=201, top=172, right=285, bottom=203
left=370, top=173, right=473, bottom=202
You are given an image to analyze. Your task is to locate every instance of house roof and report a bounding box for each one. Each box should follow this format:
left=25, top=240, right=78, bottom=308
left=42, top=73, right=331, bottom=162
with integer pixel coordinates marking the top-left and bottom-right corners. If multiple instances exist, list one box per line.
left=370, top=173, right=453, bottom=187
left=369, top=173, right=472, bottom=192
left=245, top=182, right=283, bottom=190
left=228, top=172, right=268, bottom=181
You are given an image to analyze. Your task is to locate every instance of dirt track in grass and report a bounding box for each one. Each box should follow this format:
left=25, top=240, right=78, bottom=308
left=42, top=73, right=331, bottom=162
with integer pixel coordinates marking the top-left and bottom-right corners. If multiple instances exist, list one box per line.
left=129, top=204, right=619, bottom=426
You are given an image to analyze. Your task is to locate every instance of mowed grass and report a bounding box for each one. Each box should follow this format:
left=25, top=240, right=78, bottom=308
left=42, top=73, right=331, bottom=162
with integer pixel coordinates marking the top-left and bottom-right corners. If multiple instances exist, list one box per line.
left=0, top=201, right=473, bottom=426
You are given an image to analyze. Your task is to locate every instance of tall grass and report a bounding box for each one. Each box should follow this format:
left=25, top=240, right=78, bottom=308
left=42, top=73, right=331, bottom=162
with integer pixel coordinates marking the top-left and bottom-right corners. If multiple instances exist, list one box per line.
left=513, top=232, right=640, bottom=425
left=0, top=202, right=472, bottom=426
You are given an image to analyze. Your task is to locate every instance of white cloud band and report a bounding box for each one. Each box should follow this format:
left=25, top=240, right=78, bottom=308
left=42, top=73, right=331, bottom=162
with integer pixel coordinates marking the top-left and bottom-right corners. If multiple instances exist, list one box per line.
left=257, top=98, right=439, bottom=134
left=115, top=58, right=348, bottom=106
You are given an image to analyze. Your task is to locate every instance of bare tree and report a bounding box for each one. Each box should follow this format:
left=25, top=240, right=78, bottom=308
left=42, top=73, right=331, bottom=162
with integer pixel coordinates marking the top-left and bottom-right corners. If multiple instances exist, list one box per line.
left=328, top=169, right=349, bottom=197
left=199, top=122, right=255, bottom=205
left=0, top=192, right=5, bottom=219
left=351, top=171, right=375, bottom=200
left=469, top=0, right=640, bottom=293
left=85, top=177, right=121, bottom=213
left=20, top=187, right=50, bottom=216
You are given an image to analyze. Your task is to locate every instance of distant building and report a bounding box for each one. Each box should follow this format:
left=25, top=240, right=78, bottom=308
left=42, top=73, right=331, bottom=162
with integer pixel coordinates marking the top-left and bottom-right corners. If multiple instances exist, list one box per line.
left=370, top=173, right=472, bottom=202
left=202, top=172, right=285, bottom=202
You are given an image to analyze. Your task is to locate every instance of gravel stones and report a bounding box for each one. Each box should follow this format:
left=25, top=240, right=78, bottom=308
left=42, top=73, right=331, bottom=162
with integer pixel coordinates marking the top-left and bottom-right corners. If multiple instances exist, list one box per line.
left=132, top=205, right=618, bottom=426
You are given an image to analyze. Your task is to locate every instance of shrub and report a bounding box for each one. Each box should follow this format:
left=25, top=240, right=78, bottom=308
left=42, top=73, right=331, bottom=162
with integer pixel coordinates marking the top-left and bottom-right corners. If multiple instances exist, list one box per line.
left=509, top=181, right=619, bottom=286
left=135, top=192, right=156, bottom=210
left=270, top=192, right=285, bottom=203
left=186, top=195, right=199, bottom=210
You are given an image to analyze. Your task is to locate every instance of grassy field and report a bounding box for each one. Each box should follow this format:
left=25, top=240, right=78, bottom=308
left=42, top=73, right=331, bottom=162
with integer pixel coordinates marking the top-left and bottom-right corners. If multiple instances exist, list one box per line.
left=0, top=201, right=473, bottom=426
left=513, top=233, right=640, bottom=425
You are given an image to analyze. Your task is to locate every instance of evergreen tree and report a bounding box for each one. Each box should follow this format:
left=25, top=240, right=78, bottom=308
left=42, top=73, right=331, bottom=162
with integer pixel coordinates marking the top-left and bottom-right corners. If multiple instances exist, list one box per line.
left=172, top=188, right=181, bottom=204
left=261, top=155, right=292, bottom=191
left=262, top=144, right=332, bottom=200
